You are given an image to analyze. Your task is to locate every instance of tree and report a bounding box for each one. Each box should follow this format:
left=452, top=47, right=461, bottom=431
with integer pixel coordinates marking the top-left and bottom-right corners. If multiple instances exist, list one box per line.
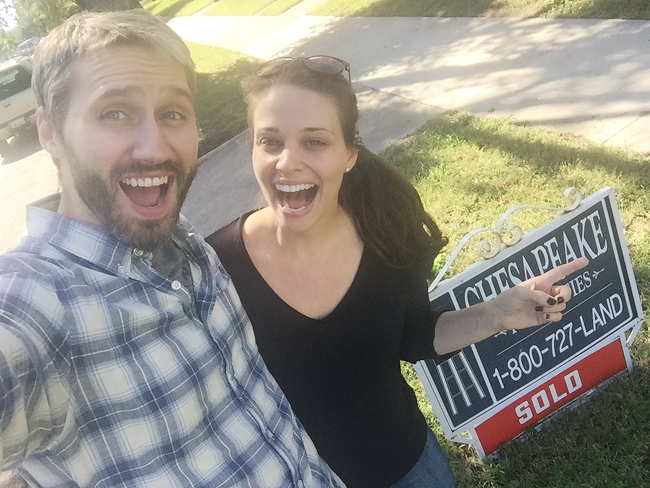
left=11, top=0, right=80, bottom=36
left=76, top=0, right=142, bottom=11
left=0, top=0, right=143, bottom=38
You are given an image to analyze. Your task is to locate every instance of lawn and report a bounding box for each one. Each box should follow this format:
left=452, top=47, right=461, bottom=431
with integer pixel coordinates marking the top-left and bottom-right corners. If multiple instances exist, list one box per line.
left=311, top=0, right=650, bottom=20
left=186, top=42, right=261, bottom=157
left=143, top=0, right=650, bottom=19
left=382, top=112, right=650, bottom=487
left=202, top=0, right=303, bottom=16
left=141, top=0, right=214, bottom=17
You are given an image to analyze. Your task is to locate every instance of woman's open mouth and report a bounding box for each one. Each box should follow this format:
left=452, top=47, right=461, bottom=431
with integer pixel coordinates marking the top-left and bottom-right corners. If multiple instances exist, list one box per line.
left=120, top=175, right=171, bottom=209
left=275, top=183, right=318, bottom=211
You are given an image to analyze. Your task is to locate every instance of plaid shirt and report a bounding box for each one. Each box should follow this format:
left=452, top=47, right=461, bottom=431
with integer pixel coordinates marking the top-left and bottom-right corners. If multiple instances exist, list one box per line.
left=0, top=207, right=343, bottom=488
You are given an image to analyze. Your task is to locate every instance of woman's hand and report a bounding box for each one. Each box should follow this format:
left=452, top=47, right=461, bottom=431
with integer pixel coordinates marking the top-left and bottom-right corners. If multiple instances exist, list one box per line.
left=492, top=257, right=589, bottom=331
left=434, top=257, right=589, bottom=355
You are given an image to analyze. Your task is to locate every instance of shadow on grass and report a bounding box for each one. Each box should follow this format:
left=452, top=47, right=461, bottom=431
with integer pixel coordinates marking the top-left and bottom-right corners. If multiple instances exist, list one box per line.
left=323, top=0, right=650, bottom=19
left=150, top=0, right=210, bottom=17
left=338, top=0, right=503, bottom=17
left=195, top=58, right=261, bottom=158
left=393, top=111, right=650, bottom=186
left=535, top=0, right=650, bottom=20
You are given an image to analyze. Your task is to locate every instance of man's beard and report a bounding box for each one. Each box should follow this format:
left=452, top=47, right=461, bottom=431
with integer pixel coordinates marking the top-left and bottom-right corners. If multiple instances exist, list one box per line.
left=70, top=159, right=197, bottom=251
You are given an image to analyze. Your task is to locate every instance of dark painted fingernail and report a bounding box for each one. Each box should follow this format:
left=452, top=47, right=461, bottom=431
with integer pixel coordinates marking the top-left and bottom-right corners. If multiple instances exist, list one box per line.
left=547, top=298, right=557, bottom=306
left=557, top=297, right=564, bottom=304
left=545, top=313, right=551, bottom=320
left=535, top=306, right=544, bottom=312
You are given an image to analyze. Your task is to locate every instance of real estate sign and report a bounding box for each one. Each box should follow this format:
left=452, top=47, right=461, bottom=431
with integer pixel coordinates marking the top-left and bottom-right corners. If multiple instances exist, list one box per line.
left=415, top=187, right=644, bottom=457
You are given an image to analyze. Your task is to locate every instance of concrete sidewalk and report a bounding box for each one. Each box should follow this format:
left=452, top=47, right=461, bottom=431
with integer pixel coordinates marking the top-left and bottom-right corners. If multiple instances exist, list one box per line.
left=173, top=14, right=650, bottom=236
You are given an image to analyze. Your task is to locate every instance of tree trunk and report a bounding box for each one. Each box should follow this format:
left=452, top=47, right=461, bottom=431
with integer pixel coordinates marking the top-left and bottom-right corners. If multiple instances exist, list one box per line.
left=76, top=0, right=142, bottom=11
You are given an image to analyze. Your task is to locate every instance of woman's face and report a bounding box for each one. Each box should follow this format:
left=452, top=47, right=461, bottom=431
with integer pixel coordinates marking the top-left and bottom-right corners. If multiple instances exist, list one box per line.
left=250, top=85, right=358, bottom=234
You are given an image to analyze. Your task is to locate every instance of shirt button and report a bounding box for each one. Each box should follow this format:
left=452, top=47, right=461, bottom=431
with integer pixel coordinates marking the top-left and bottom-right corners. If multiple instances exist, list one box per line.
left=297, top=481, right=305, bottom=488
left=133, top=248, right=144, bottom=256
left=171, top=280, right=182, bottom=290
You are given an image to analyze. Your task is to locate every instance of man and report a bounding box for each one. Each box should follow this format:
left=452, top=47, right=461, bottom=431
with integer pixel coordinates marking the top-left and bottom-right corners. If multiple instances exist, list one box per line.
left=0, top=10, right=343, bottom=487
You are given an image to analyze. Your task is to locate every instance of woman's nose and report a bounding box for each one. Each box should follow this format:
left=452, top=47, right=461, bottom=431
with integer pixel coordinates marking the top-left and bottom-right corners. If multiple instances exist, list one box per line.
left=275, top=146, right=302, bottom=173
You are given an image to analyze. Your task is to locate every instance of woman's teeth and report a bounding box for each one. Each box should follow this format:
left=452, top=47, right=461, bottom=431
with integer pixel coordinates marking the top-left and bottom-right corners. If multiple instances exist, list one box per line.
left=121, top=176, right=170, bottom=188
left=275, top=183, right=315, bottom=193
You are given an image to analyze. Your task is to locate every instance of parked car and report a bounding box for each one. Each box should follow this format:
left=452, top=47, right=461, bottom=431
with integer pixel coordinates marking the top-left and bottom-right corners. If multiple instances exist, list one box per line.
left=0, top=56, right=37, bottom=156
left=15, top=37, right=40, bottom=57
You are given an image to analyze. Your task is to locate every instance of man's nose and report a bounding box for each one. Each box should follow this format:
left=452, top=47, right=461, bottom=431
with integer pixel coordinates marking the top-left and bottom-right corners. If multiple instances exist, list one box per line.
left=132, top=118, right=174, bottom=163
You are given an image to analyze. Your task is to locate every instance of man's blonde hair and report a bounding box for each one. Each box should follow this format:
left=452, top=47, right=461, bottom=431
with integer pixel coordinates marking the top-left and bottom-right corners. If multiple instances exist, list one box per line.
left=33, top=9, right=196, bottom=130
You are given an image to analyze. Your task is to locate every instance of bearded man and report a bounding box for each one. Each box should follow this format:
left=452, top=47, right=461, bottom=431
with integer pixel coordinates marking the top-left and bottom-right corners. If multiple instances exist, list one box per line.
left=0, top=10, right=343, bottom=488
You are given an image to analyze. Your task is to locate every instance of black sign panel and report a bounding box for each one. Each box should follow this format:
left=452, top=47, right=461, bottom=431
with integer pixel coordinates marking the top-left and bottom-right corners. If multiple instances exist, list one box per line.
left=419, top=189, right=643, bottom=432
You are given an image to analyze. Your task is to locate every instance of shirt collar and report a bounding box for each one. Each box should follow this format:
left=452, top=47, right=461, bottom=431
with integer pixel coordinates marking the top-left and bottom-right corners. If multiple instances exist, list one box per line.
left=24, top=206, right=199, bottom=277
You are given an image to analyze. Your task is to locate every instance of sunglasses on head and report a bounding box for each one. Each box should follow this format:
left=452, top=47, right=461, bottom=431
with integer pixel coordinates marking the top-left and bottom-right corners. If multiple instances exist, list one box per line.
left=257, top=55, right=351, bottom=84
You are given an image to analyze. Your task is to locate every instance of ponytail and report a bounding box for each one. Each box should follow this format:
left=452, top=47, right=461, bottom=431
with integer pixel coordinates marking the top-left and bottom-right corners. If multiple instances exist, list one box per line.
left=339, top=146, right=447, bottom=278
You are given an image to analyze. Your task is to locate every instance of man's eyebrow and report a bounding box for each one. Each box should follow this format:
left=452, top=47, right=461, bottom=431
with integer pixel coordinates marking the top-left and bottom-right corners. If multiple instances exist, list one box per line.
left=91, top=85, right=193, bottom=104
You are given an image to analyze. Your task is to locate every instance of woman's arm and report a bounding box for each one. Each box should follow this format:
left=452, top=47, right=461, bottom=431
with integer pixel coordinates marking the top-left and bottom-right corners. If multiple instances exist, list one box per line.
left=433, top=257, right=589, bottom=355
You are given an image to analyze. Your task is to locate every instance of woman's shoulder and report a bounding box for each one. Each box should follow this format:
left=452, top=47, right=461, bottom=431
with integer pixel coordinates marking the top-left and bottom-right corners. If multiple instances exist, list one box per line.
left=204, top=214, right=246, bottom=254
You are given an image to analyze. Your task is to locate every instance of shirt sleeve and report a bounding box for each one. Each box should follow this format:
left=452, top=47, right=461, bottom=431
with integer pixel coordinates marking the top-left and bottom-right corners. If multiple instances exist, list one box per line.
left=398, top=273, right=458, bottom=364
left=0, top=282, right=70, bottom=470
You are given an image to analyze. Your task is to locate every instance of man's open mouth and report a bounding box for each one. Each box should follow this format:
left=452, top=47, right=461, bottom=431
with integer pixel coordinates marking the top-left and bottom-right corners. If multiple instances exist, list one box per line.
left=120, top=175, right=171, bottom=208
left=275, top=183, right=318, bottom=211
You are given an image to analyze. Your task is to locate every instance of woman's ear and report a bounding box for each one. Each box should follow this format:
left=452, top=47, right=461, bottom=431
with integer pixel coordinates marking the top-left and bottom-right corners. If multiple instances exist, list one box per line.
left=346, top=145, right=359, bottom=171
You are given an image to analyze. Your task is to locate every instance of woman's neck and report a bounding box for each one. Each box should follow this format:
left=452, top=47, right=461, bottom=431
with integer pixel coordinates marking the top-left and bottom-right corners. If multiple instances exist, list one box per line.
left=268, top=205, right=358, bottom=259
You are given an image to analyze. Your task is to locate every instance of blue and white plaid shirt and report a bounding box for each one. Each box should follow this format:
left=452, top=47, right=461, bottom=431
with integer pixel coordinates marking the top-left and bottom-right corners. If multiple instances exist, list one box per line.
left=0, top=207, right=343, bottom=488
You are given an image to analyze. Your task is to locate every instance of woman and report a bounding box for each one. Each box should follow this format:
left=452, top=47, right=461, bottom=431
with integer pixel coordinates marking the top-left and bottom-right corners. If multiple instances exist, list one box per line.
left=206, top=56, right=587, bottom=488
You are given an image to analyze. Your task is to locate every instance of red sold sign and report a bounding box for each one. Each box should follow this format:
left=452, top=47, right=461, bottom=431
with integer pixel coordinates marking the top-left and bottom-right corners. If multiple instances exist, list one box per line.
left=474, top=339, right=627, bottom=454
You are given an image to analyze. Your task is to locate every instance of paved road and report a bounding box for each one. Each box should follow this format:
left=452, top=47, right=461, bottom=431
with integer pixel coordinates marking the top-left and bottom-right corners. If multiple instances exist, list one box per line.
left=0, top=131, right=58, bottom=255
left=0, top=472, right=26, bottom=488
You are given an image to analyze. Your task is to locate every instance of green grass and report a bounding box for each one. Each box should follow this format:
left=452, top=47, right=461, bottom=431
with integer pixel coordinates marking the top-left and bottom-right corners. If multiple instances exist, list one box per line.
left=258, top=0, right=304, bottom=16
left=203, top=0, right=279, bottom=16
left=311, top=0, right=650, bottom=20
left=141, top=0, right=214, bottom=17
left=382, top=111, right=650, bottom=487
left=186, top=42, right=261, bottom=157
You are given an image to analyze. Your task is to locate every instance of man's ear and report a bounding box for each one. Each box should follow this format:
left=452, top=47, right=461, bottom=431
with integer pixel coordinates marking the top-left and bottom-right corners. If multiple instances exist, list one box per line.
left=37, top=108, right=64, bottom=160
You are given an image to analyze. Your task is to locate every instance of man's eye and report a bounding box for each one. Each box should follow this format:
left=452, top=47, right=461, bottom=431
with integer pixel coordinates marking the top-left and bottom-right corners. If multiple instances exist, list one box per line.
left=102, top=110, right=126, bottom=120
left=163, top=111, right=183, bottom=121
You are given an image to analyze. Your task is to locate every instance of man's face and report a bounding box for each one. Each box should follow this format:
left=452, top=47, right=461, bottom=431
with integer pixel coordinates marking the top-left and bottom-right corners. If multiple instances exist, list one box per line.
left=39, top=45, right=199, bottom=250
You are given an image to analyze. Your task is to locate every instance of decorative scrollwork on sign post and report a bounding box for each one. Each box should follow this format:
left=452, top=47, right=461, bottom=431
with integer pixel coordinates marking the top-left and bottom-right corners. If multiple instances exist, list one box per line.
left=428, top=188, right=583, bottom=293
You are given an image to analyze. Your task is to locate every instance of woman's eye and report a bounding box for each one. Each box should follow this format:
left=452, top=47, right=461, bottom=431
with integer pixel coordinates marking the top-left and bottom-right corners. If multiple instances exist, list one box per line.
left=260, top=138, right=280, bottom=147
left=305, top=139, right=325, bottom=147
left=102, top=110, right=126, bottom=120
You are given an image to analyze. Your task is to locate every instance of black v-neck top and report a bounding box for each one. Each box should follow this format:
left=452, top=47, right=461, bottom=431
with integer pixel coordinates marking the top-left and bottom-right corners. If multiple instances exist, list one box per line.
left=205, top=212, right=447, bottom=487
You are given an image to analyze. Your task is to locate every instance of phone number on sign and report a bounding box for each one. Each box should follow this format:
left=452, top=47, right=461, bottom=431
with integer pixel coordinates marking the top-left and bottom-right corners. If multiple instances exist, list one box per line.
left=492, top=292, right=623, bottom=390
